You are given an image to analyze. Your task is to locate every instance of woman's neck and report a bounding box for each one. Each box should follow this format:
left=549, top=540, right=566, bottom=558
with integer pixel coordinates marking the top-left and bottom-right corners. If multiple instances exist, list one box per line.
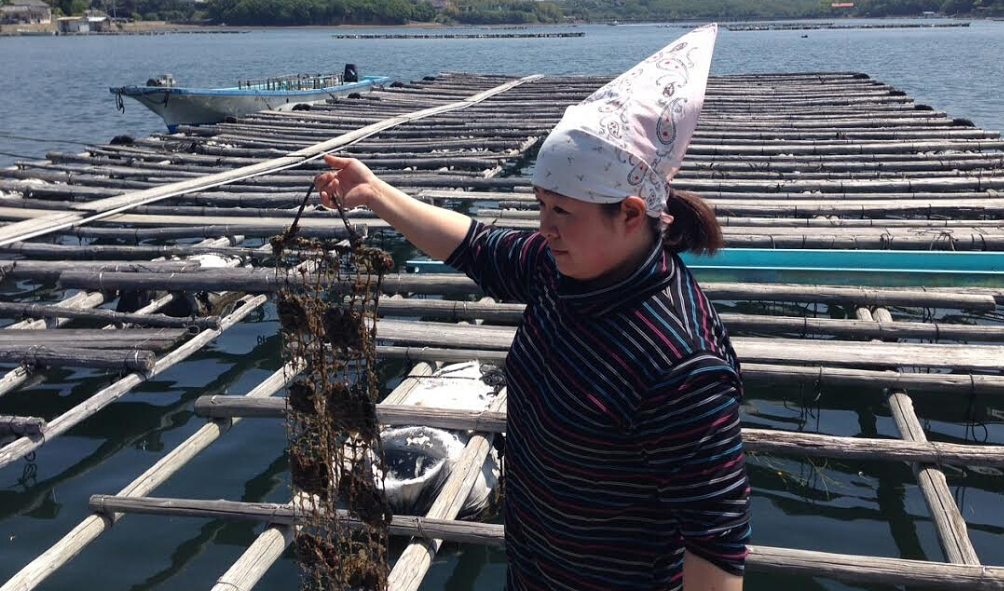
left=578, top=231, right=658, bottom=290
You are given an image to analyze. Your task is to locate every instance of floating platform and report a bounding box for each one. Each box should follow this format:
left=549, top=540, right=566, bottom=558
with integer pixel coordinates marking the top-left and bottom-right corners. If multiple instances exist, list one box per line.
left=726, top=21, right=972, bottom=31
left=0, top=70, right=1002, bottom=590
left=332, top=32, right=585, bottom=39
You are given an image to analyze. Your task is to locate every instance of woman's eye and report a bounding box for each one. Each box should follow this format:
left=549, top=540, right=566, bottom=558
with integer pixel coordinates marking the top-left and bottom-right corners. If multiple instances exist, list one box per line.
left=553, top=207, right=569, bottom=215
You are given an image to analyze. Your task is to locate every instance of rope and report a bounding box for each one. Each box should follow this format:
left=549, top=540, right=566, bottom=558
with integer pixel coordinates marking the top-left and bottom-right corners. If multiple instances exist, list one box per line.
left=0, top=131, right=92, bottom=145
left=0, top=150, right=44, bottom=160
left=18, top=456, right=37, bottom=487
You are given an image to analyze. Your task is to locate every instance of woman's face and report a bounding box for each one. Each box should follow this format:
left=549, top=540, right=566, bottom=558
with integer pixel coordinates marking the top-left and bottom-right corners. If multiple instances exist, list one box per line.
left=535, top=187, right=639, bottom=281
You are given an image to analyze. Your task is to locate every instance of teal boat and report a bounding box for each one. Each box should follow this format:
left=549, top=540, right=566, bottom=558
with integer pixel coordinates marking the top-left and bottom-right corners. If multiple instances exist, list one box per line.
left=406, top=248, right=1004, bottom=288
left=111, top=69, right=390, bottom=132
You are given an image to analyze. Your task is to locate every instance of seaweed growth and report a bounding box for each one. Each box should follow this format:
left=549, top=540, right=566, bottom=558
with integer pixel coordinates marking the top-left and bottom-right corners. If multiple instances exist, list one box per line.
left=274, top=186, right=394, bottom=591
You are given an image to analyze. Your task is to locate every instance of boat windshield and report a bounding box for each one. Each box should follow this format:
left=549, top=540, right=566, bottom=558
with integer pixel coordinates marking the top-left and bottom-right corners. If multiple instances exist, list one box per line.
left=238, top=73, right=343, bottom=91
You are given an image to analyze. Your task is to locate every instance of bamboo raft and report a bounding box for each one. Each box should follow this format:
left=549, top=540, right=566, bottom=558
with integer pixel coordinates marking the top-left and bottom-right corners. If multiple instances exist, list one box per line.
left=725, top=22, right=973, bottom=31
left=331, top=32, right=585, bottom=39
left=0, top=71, right=1002, bottom=590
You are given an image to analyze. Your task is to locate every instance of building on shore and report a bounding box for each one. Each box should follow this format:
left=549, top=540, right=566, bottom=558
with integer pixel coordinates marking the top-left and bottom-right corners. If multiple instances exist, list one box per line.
left=56, top=12, right=111, bottom=33
left=0, top=0, right=52, bottom=24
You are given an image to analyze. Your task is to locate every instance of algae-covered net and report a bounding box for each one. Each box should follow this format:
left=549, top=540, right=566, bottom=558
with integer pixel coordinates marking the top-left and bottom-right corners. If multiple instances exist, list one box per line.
left=272, top=191, right=395, bottom=591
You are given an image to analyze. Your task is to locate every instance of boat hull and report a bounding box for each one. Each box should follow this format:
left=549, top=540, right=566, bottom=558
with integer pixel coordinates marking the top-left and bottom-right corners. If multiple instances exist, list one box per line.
left=407, top=248, right=1004, bottom=288
left=111, top=76, right=389, bottom=132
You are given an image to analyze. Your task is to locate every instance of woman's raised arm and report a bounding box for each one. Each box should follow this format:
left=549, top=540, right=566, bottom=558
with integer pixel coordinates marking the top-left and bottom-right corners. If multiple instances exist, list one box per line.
left=314, top=155, right=472, bottom=261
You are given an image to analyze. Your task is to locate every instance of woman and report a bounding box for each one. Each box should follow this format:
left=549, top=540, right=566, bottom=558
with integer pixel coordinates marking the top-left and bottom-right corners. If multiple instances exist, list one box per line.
left=315, top=24, right=750, bottom=591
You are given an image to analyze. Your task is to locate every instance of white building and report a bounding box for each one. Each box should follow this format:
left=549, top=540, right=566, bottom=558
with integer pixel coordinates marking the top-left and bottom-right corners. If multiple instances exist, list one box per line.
left=57, top=12, right=110, bottom=33
left=0, top=0, right=53, bottom=25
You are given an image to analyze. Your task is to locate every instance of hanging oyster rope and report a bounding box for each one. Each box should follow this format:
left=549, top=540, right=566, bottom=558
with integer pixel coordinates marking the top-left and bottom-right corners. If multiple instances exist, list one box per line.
left=273, top=185, right=395, bottom=591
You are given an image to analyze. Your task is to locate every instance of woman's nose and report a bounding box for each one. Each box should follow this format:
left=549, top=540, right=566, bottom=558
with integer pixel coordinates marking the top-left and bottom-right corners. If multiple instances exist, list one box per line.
left=539, top=212, right=557, bottom=239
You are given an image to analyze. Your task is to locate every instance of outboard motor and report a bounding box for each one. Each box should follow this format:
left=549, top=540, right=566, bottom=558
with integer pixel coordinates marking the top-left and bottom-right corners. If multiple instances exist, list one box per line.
left=343, top=63, right=358, bottom=83
left=146, top=74, right=176, bottom=87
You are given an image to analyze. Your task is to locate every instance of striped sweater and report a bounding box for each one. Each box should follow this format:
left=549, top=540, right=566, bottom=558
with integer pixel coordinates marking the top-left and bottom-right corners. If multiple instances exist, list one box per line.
left=446, top=221, right=751, bottom=591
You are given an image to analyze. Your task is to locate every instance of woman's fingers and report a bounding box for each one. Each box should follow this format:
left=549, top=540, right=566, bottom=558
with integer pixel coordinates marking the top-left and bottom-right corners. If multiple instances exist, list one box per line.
left=318, top=177, right=341, bottom=207
left=314, top=171, right=333, bottom=193
left=323, top=154, right=351, bottom=169
left=316, top=154, right=372, bottom=209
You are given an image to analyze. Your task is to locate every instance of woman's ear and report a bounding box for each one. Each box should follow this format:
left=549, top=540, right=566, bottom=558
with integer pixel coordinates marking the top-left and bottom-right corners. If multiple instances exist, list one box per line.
left=621, top=197, right=648, bottom=232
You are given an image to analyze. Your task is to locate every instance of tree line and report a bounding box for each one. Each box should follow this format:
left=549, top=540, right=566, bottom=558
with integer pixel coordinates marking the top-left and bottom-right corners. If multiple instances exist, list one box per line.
left=41, top=0, right=1004, bottom=25
left=204, top=0, right=563, bottom=26
left=563, top=0, right=1003, bottom=19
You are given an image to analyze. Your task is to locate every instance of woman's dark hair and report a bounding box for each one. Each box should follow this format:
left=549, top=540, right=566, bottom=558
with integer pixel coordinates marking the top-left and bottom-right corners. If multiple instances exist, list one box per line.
left=601, top=188, right=724, bottom=255
left=659, top=188, right=724, bottom=255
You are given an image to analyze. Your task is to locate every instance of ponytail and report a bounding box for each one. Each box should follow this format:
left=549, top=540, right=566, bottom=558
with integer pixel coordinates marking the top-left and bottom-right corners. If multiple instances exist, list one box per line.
left=660, top=188, right=724, bottom=256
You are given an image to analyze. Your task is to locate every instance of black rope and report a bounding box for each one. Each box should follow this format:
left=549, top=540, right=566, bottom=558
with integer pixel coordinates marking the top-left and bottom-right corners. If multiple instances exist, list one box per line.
left=479, top=363, right=506, bottom=395
left=287, top=184, right=314, bottom=241
left=0, top=150, right=44, bottom=160
left=0, top=131, right=92, bottom=145
left=18, top=458, right=38, bottom=488
left=962, top=383, right=989, bottom=444
left=115, top=91, right=126, bottom=114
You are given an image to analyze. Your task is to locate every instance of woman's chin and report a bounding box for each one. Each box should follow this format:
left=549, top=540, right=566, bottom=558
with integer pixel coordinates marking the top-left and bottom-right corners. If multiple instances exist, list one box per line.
left=556, top=262, right=588, bottom=280
left=554, top=259, right=573, bottom=275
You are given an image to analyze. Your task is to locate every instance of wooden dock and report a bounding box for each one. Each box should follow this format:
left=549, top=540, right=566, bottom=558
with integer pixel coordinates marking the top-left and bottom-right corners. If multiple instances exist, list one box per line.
left=0, top=71, right=1002, bottom=589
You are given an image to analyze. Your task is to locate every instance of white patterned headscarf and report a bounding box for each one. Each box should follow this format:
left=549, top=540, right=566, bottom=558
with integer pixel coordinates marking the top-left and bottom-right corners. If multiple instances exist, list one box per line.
left=531, top=23, right=718, bottom=217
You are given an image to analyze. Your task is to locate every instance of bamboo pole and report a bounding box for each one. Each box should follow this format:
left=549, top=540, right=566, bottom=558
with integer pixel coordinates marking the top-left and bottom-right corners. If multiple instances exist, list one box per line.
left=371, top=319, right=1004, bottom=371
left=82, top=495, right=1004, bottom=589
left=373, top=345, right=1004, bottom=395
left=421, top=188, right=1004, bottom=204
left=30, top=154, right=1004, bottom=184
left=380, top=355, right=436, bottom=405
left=0, top=302, right=221, bottom=330
left=191, top=397, right=1004, bottom=468
left=0, top=260, right=201, bottom=281
left=193, top=120, right=994, bottom=142
left=472, top=221, right=1004, bottom=250
left=0, top=242, right=268, bottom=261
left=0, top=416, right=46, bottom=437
left=866, top=307, right=981, bottom=566
left=480, top=209, right=1004, bottom=227
left=55, top=224, right=356, bottom=241
left=711, top=200, right=1004, bottom=218
left=0, top=346, right=156, bottom=372
left=74, top=146, right=1004, bottom=174
left=0, top=294, right=266, bottom=471
left=483, top=217, right=1004, bottom=236
left=3, top=291, right=106, bottom=331
left=387, top=390, right=507, bottom=591
left=0, top=329, right=188, bottom=349
left=0, top=361, right=303, bottom=591
left=54, top=270, right=1001, bottom=310
left=0, top=209, right=379, bottom=234
left=208, top=522, right=294, bottom=591
left=374, top=298, right=1004, bottom=341
left=516, top=343, right=982, bottom=396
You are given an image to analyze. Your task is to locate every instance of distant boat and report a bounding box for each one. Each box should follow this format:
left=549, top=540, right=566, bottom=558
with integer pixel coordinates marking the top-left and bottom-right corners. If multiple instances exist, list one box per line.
left=110, top=68, right=391, bottom=132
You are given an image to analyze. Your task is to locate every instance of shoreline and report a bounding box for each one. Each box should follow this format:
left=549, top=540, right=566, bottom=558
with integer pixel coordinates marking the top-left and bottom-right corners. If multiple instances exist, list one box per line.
left=1, top=15, right=995, bottom=37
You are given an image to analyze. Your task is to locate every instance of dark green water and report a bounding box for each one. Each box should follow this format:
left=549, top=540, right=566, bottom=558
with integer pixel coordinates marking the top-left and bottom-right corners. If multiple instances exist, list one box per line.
left=1, top=20, right=1003, bottom=591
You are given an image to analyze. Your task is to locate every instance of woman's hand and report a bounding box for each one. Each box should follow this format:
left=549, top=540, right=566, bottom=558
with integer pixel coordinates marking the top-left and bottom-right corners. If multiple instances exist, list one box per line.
left=313, top=153, right=472, bottom=261
left=314, top=154, right=383, bottom=209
